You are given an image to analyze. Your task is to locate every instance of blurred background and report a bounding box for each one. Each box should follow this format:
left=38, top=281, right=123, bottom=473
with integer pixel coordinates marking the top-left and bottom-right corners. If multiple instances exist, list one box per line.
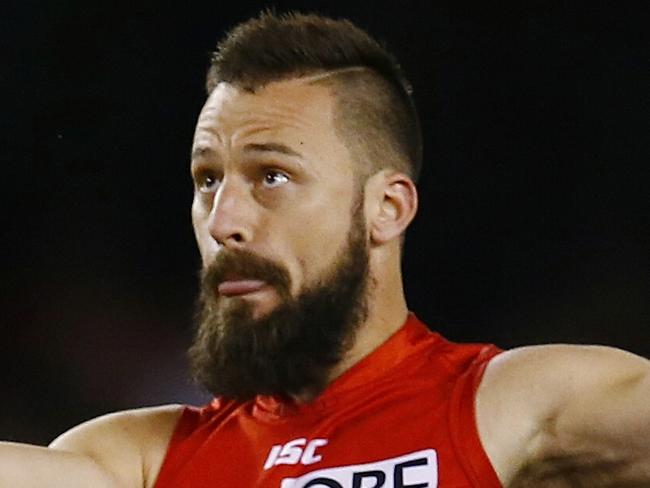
left=2, top=1, right=648, bottom=444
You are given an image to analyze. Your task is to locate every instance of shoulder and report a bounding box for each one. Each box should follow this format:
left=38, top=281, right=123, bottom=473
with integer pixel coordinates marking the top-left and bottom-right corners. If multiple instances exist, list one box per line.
left=50, top=404, right=184, bottom=488
left=479, top=343, right=649, bottom=414
left=476, top=344, right=649, bottom=485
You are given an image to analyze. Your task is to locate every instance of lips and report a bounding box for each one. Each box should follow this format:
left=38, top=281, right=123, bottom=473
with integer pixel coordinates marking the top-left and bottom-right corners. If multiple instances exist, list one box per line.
left=217, top=279, right=267, bottom=297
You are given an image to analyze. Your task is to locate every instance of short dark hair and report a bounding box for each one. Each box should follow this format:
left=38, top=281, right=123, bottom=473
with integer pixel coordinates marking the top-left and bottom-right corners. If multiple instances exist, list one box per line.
left=206, top=10, right=422, bottom=183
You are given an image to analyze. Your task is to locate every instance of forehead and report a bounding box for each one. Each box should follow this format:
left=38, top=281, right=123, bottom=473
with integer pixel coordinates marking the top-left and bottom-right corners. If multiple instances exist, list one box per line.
left=193, top=78, right=352, bottom=174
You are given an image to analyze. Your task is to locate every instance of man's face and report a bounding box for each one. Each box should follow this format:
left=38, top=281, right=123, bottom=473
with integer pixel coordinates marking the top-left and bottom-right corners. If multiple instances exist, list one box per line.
left=189, top=78, right=370, bottom=399
left=191, top=78, right=359, bottom=317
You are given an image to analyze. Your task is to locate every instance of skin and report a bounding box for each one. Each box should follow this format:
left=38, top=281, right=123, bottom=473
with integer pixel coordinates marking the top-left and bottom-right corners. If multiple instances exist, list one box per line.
left=478, top=345, right=650, bottom=486
left=1, top=76, right=649, bottom=487
left=189, top=78, right=415, bottom=380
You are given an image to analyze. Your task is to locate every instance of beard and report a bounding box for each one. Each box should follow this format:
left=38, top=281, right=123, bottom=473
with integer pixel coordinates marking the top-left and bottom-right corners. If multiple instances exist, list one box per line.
left=189, top=206, right=370, bottom=401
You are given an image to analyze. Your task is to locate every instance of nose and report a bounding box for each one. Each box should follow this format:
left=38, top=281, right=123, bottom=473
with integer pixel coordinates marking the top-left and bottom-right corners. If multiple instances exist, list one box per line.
left=207, top=177, right=253, bottom=249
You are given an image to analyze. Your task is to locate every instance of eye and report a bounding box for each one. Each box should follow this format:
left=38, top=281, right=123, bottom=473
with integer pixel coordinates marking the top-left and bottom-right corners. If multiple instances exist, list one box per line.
left=262, top=170, right=289, bottom=188
left=196, top=172, right=220, bottom=193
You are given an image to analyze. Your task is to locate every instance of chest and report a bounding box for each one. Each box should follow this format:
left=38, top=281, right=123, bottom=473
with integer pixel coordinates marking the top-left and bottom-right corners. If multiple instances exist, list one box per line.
left=156, top=381, right=490, bottom=488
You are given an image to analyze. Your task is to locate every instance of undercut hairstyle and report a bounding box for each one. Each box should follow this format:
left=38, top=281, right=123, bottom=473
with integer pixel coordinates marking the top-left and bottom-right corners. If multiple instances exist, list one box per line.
left=206, top=10, right=423, bottom=183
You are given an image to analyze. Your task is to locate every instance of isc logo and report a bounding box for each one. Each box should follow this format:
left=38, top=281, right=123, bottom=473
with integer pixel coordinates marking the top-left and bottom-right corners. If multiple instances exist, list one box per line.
left=279, top=449, right=438, bottom=488
left=264, top=438, right=329, bottom=470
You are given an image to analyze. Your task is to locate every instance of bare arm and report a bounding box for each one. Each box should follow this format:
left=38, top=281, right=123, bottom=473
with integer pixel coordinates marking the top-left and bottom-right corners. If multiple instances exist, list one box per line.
left=0, top=405, right=182, bottom=488
left=0, top=442, right=119, bottom=487
left=477, top=344, right=650, bottom=487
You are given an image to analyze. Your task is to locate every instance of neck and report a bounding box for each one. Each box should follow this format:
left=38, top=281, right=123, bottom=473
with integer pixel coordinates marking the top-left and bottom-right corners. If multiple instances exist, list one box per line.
left=292, top=248, right=409, bottom=403
left=291, top=303, right=408, bottom=404
left=328, top=302, right=408, bottom=384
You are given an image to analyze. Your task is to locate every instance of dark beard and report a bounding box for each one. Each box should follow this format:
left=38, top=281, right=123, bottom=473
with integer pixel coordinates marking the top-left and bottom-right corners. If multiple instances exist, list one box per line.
left=189, top=209, right=369, bottom=401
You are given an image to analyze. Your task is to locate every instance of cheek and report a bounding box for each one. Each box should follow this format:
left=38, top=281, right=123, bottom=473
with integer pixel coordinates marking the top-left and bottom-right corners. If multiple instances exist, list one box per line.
left=285, top=209, right=353, bottom=287
left=191, top=202, right=214, bottom=266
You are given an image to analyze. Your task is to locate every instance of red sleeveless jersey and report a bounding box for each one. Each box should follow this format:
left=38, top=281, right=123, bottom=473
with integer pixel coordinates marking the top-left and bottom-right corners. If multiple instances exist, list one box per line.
left=154, top=314, right=503, bottom=487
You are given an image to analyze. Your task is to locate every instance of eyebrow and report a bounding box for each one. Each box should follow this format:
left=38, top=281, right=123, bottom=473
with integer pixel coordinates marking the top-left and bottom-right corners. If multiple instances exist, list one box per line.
left=243, top=142, right=303, bottom=159
left=191, top=146, right=214, bottom=161
left=191, top=142, right=303, bottom=162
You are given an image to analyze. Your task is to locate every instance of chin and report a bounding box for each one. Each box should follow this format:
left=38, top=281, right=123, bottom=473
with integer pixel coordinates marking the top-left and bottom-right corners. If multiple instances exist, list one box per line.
left=246, top=296, right=282, bottom=321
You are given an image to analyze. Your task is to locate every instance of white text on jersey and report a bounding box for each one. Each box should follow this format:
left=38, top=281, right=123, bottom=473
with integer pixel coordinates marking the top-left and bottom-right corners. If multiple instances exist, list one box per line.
left=264, top=438, right=329, bottom=470
left=279, top=449, right=438, bottom=488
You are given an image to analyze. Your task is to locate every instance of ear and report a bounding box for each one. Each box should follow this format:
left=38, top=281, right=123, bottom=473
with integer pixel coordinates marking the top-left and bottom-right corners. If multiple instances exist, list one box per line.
left=366, top=171, right=418, bottom=246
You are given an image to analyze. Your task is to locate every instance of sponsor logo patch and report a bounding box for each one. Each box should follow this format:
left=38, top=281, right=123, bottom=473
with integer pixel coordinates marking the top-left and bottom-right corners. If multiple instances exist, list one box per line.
left=279, top=449, right=438, bottom=488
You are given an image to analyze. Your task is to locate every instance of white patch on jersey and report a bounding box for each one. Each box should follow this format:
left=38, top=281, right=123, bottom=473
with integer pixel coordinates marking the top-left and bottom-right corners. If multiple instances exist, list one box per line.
left=279, top=449, right=438, bottom=488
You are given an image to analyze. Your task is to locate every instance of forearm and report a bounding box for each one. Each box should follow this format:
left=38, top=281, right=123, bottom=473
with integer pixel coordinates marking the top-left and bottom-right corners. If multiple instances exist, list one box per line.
left=0, top=441, right=118, bottom=488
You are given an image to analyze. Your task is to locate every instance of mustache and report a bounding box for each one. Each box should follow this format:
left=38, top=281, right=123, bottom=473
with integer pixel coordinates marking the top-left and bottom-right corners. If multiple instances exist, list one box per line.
left=201, top=249, right=291, bottom=295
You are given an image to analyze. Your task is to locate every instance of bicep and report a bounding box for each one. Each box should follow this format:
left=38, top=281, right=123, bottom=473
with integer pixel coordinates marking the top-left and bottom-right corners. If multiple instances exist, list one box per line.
left=49, top=413, right=145, bottom=487
left=49, top=406, right=182, bottom=488
left=477, top=344, right=650, bottom=485
left=1, top=405, right=181, bottom=488
left=550, top=345, right=650, bottom=455
left=0, top=441, right=119, bottom=488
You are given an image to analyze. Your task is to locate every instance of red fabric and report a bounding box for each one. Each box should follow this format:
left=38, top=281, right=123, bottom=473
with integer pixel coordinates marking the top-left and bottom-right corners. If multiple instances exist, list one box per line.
left=154, top=313, right=503, bottom=487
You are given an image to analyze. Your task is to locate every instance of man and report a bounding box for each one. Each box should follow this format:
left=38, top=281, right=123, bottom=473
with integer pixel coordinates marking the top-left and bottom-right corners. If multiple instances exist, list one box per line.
left=2, top=10, right=649, bottom=488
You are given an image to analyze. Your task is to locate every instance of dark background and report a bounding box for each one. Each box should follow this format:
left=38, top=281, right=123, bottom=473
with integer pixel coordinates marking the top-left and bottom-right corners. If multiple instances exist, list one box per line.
left=3, top=1, right=648, bottom=444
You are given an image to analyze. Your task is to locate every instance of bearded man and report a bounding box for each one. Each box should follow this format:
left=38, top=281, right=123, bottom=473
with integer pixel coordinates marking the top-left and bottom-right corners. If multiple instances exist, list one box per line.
left=2, top=10, right=650, bottom=488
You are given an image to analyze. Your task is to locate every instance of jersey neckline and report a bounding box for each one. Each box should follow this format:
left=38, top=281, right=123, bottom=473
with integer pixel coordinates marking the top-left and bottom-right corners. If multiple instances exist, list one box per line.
left=252, top=312, right=441, bottom=419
